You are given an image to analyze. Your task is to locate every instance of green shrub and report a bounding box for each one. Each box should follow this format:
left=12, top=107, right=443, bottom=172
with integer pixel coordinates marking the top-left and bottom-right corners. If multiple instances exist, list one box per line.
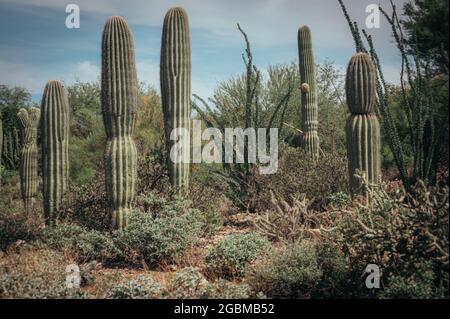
left=167, top=267, right=209, bottom=299
left=314, top=238, right=347, bottom=298
left=41, top=223, right=120, bottom=263
left=327, top=192, right=350, bottom=207
left=166, top=267, right=253, bottom=299
left=205, top=233, right=269, bottom=279
left=202, top=280, right=253, bottom=299
left=380, top=262, right=440, bottom=299
left=247, top=241, right=322, bottom=298
left=105, top=276, right=162, bottom=299
left=113, top=204, right=204, bottom=267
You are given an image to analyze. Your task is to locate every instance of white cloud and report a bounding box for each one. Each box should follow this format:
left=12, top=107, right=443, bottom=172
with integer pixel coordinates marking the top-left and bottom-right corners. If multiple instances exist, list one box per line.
left=73, top=60, right=100, bottom=83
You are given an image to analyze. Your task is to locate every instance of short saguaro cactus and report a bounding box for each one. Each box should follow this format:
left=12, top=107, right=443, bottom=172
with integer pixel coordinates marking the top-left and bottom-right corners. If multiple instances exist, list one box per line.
left=345, top=52, right=381, bottom=193
left=17, top=107, right=41, bottom=211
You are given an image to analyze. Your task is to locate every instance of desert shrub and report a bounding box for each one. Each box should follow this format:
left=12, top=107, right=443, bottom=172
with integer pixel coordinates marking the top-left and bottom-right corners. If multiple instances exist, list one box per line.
left=247, top=240, right=322, bottom=298
left=62, top=176, right=109, bottom=231
left=113, top=199, right=204, bottom=267
left=327, top=191, right=351, bottom=207
left=202, top=280, right=253, bottom=299
left=329, top=180, right=449, bottom=298
left=205, top=233, right=269, bottom=279
left=105, top=276, right=162, bottom=299
left=197, top=206, right=223, bottom=236
left=41, top=223, right=120, bottom=263
left=379, top=262, right=442, bottom=299
left=0, top=210, right=42, bottom=250
left=166, top=267, right=253, bottom=299
left=254, top=192, right=317, bottom=244
left=313, top=238, right=347, bottom=298
left=0, top=245, right=86, bottom=298
left=167, top=267, right=209, bottom=299
left=252, top=147, right=348, bottom=212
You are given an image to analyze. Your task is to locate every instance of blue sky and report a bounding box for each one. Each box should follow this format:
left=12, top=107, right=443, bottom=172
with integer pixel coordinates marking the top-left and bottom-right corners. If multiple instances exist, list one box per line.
left=0, top=0, right=407, bottom=103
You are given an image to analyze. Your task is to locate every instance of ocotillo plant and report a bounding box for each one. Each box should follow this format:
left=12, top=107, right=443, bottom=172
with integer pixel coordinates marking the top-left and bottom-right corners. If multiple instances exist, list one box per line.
left=17, top=107, right=41, bottom=211
left=160, top=7, right=191, bottom=193
left=298, top=25, right=319, bottom=159
left=41, top=80, right=69, bottom=224
left=101, top=16, right=138, bottom=229
left=345, top=52, right=381, bottom=193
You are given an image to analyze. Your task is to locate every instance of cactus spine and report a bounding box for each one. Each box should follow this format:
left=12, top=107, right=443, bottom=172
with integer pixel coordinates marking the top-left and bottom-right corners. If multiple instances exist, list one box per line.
left=298, top=26, right=319, bottom=159
left=41, top=80, right=69, bottom=223
left=101, top=16, right=138, bottom=229
left=345, top=52, right=381, bottom=192
left=17, top=107, right=41, bottom=211
left=160, top=7, right=191, bottom=192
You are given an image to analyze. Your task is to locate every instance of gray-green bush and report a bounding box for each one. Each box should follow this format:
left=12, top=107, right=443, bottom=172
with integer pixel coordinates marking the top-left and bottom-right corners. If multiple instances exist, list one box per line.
left=205, top=232, right=269, bottom=279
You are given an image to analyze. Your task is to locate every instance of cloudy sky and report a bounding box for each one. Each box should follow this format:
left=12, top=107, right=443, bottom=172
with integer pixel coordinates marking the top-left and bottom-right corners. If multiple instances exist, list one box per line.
left=0, top=0, right=408, bottom=102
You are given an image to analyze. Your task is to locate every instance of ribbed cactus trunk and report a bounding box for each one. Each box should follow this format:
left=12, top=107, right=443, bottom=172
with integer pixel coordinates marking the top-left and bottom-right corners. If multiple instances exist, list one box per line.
left=17, top=107, right=41, bottom=211
left=298, top=26, right=319, bottom=159
left=160, top=7, right=191, bottom=193
left=345, top=52, right=381, bottom=193
left=101, top=16, right=138, bottom=229
left=41, top=80, right=69, bottom=224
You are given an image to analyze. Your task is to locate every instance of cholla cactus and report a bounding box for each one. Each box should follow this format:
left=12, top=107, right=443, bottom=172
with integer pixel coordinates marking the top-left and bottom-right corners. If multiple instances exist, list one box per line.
left=41, top=80, right=69, bottom=224
left=101, top=16, right=138, bottom=229
left=160, top=7, right=191, bottom=193
left=17, top=107, right=41, bottom=211
left=345, top=53, right=381, bottom=193
left=298, top=25, right=319, bottom=159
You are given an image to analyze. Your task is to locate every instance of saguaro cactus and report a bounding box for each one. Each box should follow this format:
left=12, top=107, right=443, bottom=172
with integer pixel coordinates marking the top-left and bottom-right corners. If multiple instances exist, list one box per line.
left=17, top=107, right=41, bottom=211
left=298, top=25, right=319, bottom=159
left=160, top=7, right=191, bottom=192
left=345, top=52, right=381, bottom=192
left=41, top=80, right=69, bottom=223
left=101, top=16, right=138, bottom=229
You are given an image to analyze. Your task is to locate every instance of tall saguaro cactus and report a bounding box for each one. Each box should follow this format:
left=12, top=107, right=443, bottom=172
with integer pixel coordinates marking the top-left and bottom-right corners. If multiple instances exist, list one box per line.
left=41, top=80, right=69, bottom=223
left=17, top=107, right=41, bottom=211
left=101, top=16, right=138, bottom=229
left=298, top=26, right=319, bottom=159
left=160, top=7, right=191, bottom=192
left=345, top=52, right=381, bottom=192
